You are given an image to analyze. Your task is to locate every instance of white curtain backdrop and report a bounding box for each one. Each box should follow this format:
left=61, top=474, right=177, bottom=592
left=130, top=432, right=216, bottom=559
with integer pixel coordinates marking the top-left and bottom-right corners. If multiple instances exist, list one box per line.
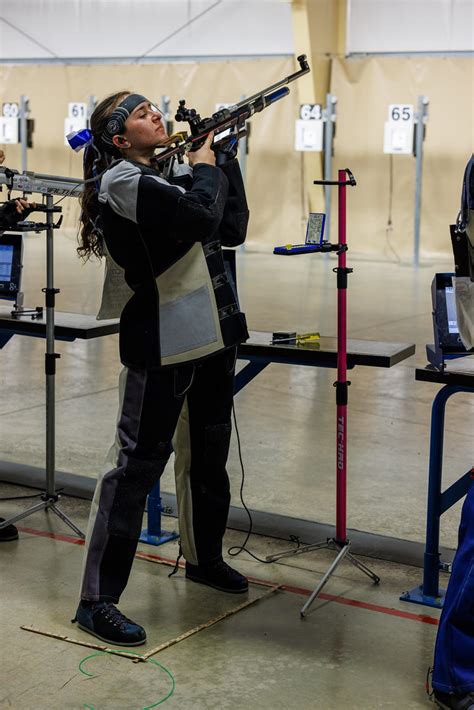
left=347, top=0, right=474, bottom=54
left=0, top=0, right=294, bottom=62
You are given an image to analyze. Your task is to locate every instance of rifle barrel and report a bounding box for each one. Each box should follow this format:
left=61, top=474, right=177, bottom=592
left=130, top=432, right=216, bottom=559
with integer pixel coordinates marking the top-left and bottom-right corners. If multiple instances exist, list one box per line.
left=233, top=54, right=310, bottom=109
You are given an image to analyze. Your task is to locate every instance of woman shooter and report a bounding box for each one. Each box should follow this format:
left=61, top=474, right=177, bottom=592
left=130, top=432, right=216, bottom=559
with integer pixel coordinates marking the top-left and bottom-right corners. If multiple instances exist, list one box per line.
left=74, top=92, right=249, bottom=646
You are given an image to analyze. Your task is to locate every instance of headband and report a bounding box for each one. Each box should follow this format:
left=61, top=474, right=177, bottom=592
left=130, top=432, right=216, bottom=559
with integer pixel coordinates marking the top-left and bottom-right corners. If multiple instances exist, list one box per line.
left=101, top=94, right=149, bottom=147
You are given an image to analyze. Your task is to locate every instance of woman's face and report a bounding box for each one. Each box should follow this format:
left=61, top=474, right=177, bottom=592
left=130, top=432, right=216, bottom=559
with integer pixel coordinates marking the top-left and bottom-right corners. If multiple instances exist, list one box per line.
left=123, top=100, right=168, bottom=150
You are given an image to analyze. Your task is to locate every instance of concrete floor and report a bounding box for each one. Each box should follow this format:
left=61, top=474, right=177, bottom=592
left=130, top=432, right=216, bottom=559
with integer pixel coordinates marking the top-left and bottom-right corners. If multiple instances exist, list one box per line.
left=1, top=483, right=442, bottom=709
left=0, top=231, right=472, bottom=707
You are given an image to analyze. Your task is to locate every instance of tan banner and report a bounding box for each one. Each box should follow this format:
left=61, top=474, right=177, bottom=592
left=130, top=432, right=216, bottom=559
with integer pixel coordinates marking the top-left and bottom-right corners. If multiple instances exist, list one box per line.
left=1, top=56, right=472, bottom=257
left=330, top=56, right=474, bottom=260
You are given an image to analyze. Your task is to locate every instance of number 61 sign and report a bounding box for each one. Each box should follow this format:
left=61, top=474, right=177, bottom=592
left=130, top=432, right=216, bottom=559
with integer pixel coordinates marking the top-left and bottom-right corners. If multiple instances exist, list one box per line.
left=64, top=102, right=88, bottom=146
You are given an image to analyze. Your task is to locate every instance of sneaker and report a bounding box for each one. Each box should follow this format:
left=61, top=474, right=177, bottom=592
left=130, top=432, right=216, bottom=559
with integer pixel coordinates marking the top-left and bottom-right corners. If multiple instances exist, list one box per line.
left=434, top=690, right=474, bottom=710
left=185, top=558, right=248, bottom=594
left=0, top=518, right=19, bottom=542
left=73, top=601, right=146, bottom=646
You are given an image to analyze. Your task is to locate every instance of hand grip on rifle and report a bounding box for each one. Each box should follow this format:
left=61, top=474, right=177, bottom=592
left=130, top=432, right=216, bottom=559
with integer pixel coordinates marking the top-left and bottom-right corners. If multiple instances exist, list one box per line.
left=187, top=132, right=216, bottom=167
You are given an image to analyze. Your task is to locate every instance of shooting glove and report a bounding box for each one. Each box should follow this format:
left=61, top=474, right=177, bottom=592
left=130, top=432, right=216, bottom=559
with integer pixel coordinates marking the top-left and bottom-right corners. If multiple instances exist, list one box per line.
left=213, top=134, right=239, bottom=167
left=0, top=200, right=35, bottom=229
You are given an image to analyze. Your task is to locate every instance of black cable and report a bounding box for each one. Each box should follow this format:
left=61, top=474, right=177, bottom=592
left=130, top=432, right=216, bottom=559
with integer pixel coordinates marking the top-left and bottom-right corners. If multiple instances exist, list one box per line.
left=0, top=492, right=43, bottom=501
left=0, top=487, right=63, bottom=501
left=226, top=403, right=276, bottom=564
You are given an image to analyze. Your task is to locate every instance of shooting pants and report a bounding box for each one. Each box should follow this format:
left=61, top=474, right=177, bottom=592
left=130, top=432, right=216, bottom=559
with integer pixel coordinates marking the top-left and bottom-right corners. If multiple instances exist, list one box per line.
left=80, top=346, right=237, bottom=603
left=433, top=477, right=474, bottom=694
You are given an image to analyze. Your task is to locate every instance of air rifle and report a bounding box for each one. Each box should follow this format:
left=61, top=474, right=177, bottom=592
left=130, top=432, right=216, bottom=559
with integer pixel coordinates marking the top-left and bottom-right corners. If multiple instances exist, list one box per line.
left=152, top=54, right=310, bottom=171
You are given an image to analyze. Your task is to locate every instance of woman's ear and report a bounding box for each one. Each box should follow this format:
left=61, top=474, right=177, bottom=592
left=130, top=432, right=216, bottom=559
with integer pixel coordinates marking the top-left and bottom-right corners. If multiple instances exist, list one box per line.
left=112, top=135, right=130, bottom=149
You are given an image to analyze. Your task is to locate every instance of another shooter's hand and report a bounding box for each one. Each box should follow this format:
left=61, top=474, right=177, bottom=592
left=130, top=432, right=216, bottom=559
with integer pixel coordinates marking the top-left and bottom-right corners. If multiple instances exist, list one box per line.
left=0, top=198, right=37, bottom=229
left=187, top=132, right=216, bottom=168
left=0, top=150, right=37, bottom=227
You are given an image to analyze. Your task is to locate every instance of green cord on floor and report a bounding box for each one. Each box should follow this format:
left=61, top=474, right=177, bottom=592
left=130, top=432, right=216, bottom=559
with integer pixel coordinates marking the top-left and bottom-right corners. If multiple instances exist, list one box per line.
left=79, top=651, right=176, bottom=709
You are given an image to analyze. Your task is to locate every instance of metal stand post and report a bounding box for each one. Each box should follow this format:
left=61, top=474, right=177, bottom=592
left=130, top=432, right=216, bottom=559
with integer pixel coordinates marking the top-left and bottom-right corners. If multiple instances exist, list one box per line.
left=322, top=94, right=337, bottom=242
left=19, top=95, right=29, bottom=173
left=87, top=95, right=97, bottom=127
left=238, top=94, right=248, bottom=186
left=267, top=169, right=380, bottom=616
left=413, top=95, right=429, bottom=268
left=160, top=95, right=172, bottom=135
left=0, top=195, right=84, bottom=538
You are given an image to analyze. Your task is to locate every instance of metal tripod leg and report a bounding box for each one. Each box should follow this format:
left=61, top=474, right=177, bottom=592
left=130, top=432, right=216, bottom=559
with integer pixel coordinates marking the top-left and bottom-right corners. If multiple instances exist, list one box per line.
left=299, top=539, right=380, bottom=617
left=345, top=550, right=380, bottom=585
left=300, top=541, right=351, bottom=617
left=266, top=540, right=329, bottom=563
left=46, top=501, right=85, bottom=538
left=0, top=495, right=85, bottom=539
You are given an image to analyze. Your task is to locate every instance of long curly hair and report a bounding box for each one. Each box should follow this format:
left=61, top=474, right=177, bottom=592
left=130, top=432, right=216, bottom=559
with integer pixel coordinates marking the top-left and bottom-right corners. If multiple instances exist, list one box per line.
left=77, top=91, right=130, bottom=260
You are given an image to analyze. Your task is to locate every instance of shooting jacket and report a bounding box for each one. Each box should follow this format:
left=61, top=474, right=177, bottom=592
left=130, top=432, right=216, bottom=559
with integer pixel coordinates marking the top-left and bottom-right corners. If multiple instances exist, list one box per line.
left=98, top=157, right=249, bottom=369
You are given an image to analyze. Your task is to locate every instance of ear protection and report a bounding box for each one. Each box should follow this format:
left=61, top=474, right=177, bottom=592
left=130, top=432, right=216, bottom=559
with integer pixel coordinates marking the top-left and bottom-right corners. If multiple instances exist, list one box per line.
left=101, top=94, right=148, bottom=147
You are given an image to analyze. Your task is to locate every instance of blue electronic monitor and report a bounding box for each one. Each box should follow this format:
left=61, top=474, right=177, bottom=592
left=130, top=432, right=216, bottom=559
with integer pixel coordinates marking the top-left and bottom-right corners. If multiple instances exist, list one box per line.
left=0, top=233, right=23, bottom=301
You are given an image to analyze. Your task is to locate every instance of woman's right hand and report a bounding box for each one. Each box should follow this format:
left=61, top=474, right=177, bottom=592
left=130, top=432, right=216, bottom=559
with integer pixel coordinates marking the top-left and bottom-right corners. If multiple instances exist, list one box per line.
left=187, top=132, right=216, bottom=168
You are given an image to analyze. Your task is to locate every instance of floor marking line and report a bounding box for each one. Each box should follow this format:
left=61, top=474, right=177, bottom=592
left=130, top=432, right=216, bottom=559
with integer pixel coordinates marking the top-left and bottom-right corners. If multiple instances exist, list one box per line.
left=139, top=584, right=281, bottom=662
left=17, top=525, right=440, bottom=626
left=20, top=625, right=144, bottom=661
left=21, top=586, right=281, bottom=662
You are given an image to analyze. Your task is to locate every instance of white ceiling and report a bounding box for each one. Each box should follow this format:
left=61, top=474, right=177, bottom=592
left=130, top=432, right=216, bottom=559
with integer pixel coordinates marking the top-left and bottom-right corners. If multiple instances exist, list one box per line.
left=0, top=0, right=294, bottom=62
left=347, top=0, right=474, bottom=54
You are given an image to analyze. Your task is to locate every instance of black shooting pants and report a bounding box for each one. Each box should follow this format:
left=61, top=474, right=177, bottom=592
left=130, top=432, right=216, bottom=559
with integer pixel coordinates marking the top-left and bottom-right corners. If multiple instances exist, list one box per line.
left=80, top=347, right=237, bottom=603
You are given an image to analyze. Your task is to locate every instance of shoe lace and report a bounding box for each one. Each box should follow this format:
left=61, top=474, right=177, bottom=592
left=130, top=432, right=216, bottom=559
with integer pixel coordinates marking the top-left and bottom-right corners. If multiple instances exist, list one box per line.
left=213, top=559, right=238, bottom=576
left=98, top=603, right=134, bottom=629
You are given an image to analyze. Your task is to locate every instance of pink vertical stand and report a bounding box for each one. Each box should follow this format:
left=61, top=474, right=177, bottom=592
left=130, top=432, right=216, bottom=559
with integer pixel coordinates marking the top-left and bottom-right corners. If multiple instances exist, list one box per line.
left=336, top=169, right=348, bottom=543
left=269, top=169, right=380, bottom=616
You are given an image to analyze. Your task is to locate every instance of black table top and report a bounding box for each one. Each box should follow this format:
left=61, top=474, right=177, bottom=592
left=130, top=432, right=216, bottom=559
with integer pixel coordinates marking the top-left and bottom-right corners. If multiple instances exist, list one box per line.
left=416, top=360, right=474, bottom=388
left=240, top=331, right=415, bottom=368
left=0, top=310, right=416, bottom=368
left=0, top=307, right=119, bottom=340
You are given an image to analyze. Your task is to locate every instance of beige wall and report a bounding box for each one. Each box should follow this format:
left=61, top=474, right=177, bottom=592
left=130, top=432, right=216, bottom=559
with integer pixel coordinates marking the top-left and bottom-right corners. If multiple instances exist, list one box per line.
left=331, top=56, right=474, bottom=260
left=1, top=54, right=473, bottom=259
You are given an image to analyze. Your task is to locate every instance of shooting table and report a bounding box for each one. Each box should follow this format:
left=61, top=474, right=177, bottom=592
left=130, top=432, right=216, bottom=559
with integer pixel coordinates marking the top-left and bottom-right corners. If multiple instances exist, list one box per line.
left=400, top=359, right=474, bottom=609
left=0, top=307, right=119, bottom=345
left=0, top=309, right=414, bottom=374
left=235, top=331, right=414, bottom=393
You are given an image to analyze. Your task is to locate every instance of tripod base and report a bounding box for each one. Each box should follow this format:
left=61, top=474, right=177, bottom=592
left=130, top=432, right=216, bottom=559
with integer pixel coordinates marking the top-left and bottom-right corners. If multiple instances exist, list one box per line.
left=0, top=494, right=85, bottom=539
left=266, top=538, right=380, bottom=616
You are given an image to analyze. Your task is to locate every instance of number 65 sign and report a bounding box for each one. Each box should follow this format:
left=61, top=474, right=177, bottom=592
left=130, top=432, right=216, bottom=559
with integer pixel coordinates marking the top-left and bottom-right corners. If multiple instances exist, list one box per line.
left=383, top=103, right=414, bottom=155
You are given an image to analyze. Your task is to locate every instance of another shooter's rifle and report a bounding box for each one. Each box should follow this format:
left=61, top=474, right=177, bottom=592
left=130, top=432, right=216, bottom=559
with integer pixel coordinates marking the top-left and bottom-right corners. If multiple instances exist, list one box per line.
left=152, top=54, right=310, bottom=172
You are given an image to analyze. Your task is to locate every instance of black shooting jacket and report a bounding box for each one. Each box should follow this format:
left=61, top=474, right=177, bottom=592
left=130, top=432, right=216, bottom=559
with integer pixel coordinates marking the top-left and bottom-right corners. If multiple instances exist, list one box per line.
left=98, top=157, right=249, bottom=369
